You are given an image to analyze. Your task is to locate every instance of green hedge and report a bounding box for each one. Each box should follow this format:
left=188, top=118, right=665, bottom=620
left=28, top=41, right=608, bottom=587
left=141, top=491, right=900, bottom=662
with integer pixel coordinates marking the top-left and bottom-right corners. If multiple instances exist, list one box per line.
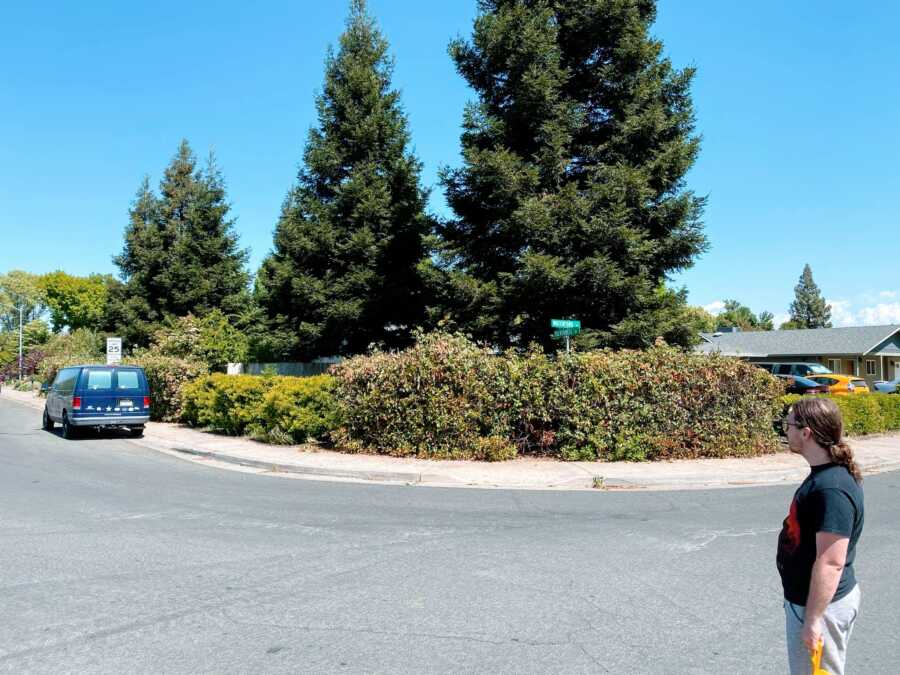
left=331, top=332, right=785, bottom=461
left=538, top=346, right=785, bottom=461
left=782, top=392, right=900, bottom=436
left=123, top=352, right=208, bottom=422
left=181, top=373, right=339, bottom=444
left=331, top=333, right=520, bottom=460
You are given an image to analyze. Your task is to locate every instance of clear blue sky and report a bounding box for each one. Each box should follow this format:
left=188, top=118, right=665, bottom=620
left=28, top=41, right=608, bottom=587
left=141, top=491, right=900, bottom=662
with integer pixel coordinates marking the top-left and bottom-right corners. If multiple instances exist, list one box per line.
left=2, top=1, right=898, bottom=327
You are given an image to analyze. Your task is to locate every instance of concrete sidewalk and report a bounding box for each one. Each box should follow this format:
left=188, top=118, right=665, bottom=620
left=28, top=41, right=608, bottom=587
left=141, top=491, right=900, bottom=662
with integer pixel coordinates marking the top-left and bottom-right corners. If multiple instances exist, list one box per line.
left=4, top=387, right=900, bottom=490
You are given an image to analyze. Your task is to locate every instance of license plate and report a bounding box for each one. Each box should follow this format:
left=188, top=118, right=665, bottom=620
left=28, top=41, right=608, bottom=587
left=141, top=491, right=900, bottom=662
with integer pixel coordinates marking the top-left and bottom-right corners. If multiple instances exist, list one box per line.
left=118, top=399, right=133, bottom=408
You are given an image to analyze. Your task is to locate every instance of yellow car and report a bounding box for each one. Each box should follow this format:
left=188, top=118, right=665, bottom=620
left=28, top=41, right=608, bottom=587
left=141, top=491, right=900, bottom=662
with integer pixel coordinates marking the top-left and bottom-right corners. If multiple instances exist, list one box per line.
left=806, top=374, right=870, bottom=395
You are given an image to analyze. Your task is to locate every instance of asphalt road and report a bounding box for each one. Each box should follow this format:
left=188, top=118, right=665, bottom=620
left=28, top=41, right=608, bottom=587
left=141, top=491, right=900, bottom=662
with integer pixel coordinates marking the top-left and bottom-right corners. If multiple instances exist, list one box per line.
left=1, top=398, right=898, bottom=674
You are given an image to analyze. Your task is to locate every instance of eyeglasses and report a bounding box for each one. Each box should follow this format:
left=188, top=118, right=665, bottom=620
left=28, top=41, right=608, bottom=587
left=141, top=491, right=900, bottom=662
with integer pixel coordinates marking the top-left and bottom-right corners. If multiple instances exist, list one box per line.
left=781, top=419, right=805, bottom=432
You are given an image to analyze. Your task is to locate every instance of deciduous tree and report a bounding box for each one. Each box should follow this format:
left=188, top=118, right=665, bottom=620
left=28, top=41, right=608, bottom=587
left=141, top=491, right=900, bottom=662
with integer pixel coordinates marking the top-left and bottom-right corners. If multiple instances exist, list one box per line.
left=38, top=271, right=110, bottom=332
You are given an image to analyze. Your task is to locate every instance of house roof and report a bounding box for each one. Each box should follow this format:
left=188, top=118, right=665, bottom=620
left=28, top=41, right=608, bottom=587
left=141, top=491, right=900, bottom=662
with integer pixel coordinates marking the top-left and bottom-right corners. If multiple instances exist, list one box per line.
left=696, top=325, right=900, bottom=357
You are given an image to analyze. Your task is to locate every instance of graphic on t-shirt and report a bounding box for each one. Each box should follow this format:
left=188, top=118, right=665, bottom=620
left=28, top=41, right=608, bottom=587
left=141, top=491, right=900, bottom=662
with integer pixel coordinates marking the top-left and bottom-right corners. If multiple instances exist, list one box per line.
left=781, top=498, right=801, bottom=555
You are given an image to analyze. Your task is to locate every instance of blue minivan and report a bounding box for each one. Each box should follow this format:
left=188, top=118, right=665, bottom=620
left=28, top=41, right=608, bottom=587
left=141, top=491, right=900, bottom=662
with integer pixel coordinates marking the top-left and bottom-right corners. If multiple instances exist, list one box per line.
left=43, top=365, right=151, bottom=439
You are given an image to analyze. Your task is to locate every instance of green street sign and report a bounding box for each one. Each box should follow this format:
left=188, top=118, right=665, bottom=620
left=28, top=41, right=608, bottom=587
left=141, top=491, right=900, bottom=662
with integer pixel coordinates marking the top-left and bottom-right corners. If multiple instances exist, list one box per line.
left=551, top=318, right=581, bottom=353
left=551, top=319, right=581, bottom=330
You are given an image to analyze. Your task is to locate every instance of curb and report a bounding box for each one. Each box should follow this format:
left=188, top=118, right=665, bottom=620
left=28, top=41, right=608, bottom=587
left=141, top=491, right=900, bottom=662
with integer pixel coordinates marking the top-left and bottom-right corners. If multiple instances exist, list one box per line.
left=165, top=445, right=429, bottom=484
left=4, top=390, right=900, bottom=491
left=138, top=440, right=900, bottom=491
left=156, top=447, right=819, bottom=491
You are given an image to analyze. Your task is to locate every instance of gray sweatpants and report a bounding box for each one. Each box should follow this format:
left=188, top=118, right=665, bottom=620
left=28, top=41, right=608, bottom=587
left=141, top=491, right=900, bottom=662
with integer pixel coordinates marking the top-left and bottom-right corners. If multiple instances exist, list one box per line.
left=784, top=584, right=861, bottom=675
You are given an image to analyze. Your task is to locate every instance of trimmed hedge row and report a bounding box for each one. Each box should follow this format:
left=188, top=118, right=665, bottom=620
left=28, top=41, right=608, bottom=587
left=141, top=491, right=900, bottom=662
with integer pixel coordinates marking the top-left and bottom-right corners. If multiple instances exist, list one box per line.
left=188, top=333, right=900, bottom=460
left=181, top=373, right=339, bottom=444
left=782, top=392, right=900, bottom=436
left=331, top=332, right=785, bottom=461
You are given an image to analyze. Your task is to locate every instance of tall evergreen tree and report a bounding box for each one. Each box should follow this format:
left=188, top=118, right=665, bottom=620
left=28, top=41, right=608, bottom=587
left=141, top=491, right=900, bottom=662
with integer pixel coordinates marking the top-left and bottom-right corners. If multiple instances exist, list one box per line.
left=255, top=0, right=431, bottom=359
left=112, top=141, right=249, bottom=346
left=162, top=149, right=249, bottom=317
left=789, top=264, right=832, bottom=328
left=434, top=0, right=707, bottom=349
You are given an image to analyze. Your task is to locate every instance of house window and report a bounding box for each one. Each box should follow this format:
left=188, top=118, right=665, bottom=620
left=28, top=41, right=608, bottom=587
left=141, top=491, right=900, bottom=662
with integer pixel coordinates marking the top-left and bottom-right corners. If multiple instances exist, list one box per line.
left=829, top=359, right=841, bottom=373
left=866, top=360, right=876, bottom=376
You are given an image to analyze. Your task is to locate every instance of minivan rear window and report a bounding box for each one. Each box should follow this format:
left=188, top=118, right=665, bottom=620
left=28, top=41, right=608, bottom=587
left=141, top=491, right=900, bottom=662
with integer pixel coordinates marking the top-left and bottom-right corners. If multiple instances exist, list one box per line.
left=85, top=369, right=113, bottom=391
left=116, top=370, right=140, bottom=390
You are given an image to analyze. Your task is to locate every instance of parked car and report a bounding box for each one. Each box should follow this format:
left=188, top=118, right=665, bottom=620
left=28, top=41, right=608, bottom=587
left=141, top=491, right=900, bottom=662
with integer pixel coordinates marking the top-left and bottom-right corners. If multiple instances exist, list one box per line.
left=776, top=374, right=830, bottom=396
left=754, top=362, right=833, bottom=377
left=805, top=374, right=870, bottom=396
left=873, top=378, right=900, bottom=394
left=42, top=365, right=151, bottom=439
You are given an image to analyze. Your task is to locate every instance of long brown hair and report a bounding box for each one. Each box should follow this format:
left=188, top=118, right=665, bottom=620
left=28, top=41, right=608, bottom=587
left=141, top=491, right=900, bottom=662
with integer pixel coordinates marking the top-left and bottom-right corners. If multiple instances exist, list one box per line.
left=790, top=397, right=862, bottom=483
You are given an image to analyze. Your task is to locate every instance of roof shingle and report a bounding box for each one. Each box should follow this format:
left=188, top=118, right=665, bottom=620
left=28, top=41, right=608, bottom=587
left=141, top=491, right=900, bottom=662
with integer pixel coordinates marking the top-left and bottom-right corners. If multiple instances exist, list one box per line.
left=695, top=325, right=900, bottom=357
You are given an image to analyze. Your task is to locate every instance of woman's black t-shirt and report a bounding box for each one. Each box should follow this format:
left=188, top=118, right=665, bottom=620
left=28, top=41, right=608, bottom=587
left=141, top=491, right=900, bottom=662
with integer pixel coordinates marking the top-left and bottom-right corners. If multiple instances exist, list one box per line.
left=776, top=462, right=865, bottom=606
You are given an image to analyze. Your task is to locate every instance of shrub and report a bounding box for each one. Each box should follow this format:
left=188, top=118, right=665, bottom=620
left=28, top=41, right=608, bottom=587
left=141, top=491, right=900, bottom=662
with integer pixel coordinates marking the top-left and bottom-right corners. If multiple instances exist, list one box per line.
left=13, top=379, right=39, bottom=392
left=149, top=311, right=249, bottom=372
left=183, top=373, right=270, bottom=435
left=831, top=395, right=885, bottom=436
left=331, top=332, right=785, bottom=461
left=35, top=328, right=105, bottom=385
left=779, top=392, right=900, bottom=437
left=873, top=393, right=900, bottom=430
left=0, top=347, right=46, bottom=382
left=331, top=333, right=518, bottom=459
left=247, top=375, right=341, bottom=444
left=181, top=374, right=339, bottom=443
left=539, top=344, right=785, bottom=461
left=124, top=351, right=208, bottom=422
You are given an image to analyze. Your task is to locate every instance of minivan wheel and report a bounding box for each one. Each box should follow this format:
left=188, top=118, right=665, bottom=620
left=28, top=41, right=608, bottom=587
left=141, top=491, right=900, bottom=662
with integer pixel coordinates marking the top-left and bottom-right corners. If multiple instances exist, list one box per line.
left=62, top=412, right=76, bottom=440
left=129, top=426, right=144, bottom=438
left=42, top=407, right=54, bottom=431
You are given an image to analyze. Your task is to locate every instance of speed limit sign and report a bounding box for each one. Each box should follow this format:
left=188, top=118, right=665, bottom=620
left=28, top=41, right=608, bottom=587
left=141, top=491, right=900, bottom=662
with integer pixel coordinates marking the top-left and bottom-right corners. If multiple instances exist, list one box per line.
left=106, top=337, right=122, bottom=364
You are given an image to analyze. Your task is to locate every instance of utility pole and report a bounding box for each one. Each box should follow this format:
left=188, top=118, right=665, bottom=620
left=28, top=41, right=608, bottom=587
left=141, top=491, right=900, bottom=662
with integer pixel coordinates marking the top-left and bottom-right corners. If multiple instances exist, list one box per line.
left=18, top=303, right=24, bottom=381
left=1, top=301, right=25, bottom=381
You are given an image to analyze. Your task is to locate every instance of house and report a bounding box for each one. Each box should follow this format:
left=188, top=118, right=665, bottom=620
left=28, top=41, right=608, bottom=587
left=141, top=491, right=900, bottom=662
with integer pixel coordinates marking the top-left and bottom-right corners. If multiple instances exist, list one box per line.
left=696, top=324, right=900, bottom=386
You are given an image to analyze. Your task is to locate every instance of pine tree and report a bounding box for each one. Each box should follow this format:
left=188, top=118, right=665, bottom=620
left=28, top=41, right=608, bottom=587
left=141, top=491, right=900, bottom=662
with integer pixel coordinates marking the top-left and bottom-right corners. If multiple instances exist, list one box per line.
left=434, top=0, right=707, bottom=350
left=112, top=141, right=249, bottom=346
left=789, top=264, right=832, bottom=329
left=162, top=149, right=249, bottom=317
left=255, top=0, right=431, bottom=359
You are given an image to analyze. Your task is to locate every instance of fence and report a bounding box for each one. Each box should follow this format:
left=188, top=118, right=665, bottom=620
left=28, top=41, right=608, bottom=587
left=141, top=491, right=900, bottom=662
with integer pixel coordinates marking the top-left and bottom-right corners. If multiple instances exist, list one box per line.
left=235, top=358, right=343, bottom=377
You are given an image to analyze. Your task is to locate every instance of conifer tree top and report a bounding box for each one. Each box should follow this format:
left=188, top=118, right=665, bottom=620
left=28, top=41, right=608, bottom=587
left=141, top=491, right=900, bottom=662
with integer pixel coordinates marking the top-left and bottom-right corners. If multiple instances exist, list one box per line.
left=436, top=0, right=707, bottom=349
left=789, top=263, right=832, bottom=329
left=254, top=0, right=429, bottom=360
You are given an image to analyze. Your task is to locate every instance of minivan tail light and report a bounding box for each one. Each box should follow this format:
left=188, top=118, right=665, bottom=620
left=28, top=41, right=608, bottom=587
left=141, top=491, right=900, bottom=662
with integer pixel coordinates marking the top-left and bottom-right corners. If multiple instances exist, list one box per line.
left=72, top=396, right=82, bottom=410
left=143, top=396, right=151, bottom=409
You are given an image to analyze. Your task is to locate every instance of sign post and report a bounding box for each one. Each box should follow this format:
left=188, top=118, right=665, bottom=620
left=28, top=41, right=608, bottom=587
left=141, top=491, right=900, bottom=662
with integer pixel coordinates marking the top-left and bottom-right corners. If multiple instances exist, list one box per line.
left=550, top=319, right=581, bottom=353
left=106, top=337, right=122, bottom=365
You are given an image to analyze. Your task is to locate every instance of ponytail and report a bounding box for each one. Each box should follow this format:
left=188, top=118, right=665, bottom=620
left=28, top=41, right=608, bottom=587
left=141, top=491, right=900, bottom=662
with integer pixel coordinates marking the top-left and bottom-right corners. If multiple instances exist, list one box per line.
left=830, top=440, right=863, bottom=484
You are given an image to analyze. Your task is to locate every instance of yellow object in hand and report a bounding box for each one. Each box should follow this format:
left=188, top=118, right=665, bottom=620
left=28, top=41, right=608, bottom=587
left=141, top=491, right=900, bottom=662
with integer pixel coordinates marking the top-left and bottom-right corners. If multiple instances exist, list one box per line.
left=810, top=639, right=829, bottom=674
